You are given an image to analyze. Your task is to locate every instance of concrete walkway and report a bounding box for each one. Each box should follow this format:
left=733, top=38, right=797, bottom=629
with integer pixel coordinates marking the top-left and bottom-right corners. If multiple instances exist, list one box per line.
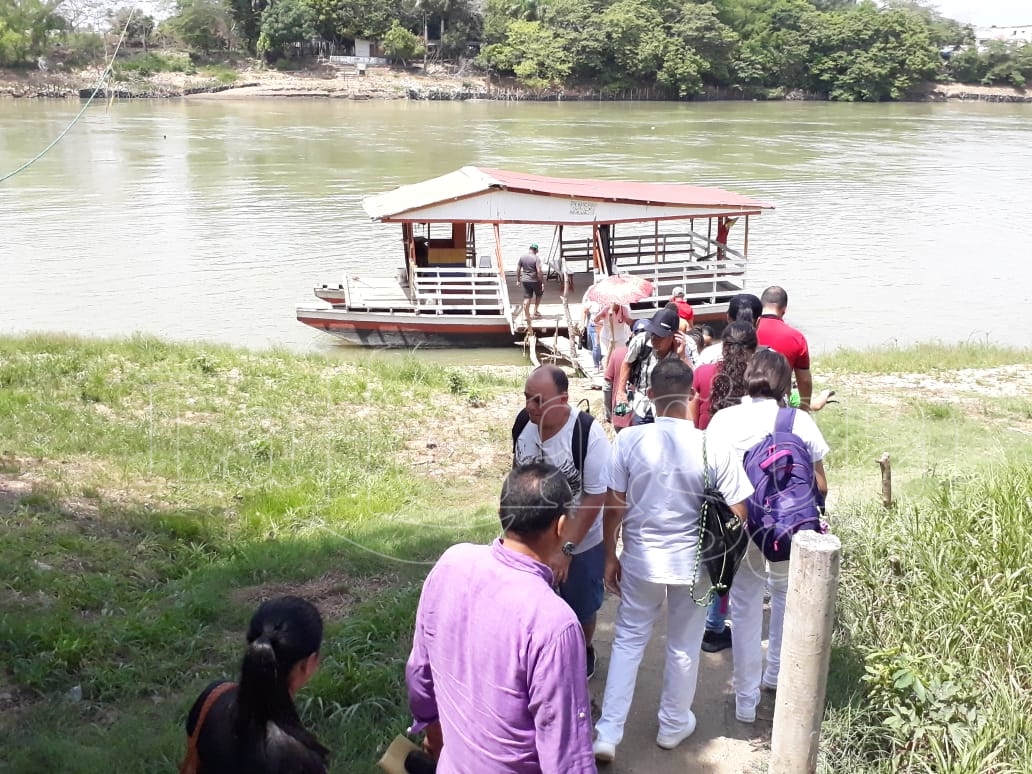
left=589, top=594, right=773, bottom=774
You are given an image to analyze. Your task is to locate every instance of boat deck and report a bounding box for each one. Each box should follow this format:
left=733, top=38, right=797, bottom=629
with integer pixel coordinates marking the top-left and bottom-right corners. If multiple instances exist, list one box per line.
left=337, top=263, right=746, bottom=335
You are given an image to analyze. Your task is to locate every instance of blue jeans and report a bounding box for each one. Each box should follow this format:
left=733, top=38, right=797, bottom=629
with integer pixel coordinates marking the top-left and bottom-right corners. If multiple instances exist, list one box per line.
left=558, top=542, right=606, bottom=625
left=705, top=592, right=728, bottom=632
left=588, top=325, right=601, bottom=370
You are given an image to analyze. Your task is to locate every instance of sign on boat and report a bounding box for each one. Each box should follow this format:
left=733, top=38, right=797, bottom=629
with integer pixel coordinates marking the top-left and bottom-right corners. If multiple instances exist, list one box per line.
left=296, top=166, right=773, bottom=350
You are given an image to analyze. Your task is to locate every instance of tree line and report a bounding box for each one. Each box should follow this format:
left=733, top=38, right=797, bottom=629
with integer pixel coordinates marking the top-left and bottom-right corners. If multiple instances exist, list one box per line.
left=2, top=0, right=1031, bottom=99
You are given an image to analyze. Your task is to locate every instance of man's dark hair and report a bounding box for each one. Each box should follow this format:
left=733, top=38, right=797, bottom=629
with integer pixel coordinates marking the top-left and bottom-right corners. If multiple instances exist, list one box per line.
left=499, top=463, right=572, bottom=537
left=534, top=364, right=569, bottom=394
left=649, top=358, right=693, bottom=413
left=728, top=293, right=762, bottom=325
left=760, top=286, right=789, bottom=308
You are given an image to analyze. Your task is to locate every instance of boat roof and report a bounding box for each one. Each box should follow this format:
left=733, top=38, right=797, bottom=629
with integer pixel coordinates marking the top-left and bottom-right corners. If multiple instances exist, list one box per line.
left=362, top=166, right=774, bottom=225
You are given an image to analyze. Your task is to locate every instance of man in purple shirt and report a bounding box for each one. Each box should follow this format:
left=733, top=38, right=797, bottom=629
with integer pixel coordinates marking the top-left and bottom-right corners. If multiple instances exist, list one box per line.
left=406, top=463, right=596, bottom=773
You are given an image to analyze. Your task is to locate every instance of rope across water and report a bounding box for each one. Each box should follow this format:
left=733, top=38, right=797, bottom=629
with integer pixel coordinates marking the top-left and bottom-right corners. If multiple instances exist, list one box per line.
left=0, top=10, right=135, bottom=186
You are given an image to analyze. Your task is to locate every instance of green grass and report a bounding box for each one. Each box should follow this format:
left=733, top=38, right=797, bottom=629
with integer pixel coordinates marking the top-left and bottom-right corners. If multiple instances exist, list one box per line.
left=821, top=468, right=1032, bottom=772
left=113, top=52, right=194, bottom=78
left=816, top=341, right=1030, bottom=374
left=0, top=334, right=510, bottom=772
left=200, top=65, right=238, bottom=85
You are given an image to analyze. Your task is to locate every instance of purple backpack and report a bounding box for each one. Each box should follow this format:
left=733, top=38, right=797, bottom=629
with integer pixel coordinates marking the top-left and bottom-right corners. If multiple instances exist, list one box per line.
left=743, top=407, right=823, bottom=562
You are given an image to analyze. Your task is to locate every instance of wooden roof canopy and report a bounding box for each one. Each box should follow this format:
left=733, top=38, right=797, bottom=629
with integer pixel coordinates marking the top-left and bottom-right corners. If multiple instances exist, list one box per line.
left=362, top=166, right=774, bottom=226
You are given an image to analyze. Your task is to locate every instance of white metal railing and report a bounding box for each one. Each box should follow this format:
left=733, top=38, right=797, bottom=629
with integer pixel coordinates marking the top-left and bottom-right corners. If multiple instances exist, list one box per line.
left=609, top=230, right=748, bottom=305
left=412, top=267, right=507, bottom=315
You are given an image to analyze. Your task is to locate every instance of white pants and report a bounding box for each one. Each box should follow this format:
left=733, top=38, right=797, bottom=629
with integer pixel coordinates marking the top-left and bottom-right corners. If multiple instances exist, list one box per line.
left=729, top=541, right=789, bottom=717
left=595, top=571, right=707, bottom=744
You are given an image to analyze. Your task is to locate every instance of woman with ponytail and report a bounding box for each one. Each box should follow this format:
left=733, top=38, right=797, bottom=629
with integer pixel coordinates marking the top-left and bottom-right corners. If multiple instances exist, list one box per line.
left=182, top=596, right=328, bottom=774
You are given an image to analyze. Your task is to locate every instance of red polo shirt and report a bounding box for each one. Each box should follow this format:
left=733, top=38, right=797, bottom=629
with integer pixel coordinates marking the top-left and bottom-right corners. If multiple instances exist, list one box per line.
left=672, top=299, right=694, bottom=323
left=757, top=315, right=810, bottom=370
left=692, top=362, right=720, bottom=430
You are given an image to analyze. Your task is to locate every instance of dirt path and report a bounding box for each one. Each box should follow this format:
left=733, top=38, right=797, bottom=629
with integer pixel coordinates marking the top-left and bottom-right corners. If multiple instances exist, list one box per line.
left=590, top=595, right=771, bottom=773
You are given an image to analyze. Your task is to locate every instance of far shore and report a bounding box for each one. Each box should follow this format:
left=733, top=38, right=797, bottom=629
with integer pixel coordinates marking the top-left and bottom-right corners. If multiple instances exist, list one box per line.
left=1, top=63, right=1030, bottom=103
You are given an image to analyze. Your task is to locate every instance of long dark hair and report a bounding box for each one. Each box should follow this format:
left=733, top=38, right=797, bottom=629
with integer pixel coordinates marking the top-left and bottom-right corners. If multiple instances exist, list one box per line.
left=746, top=348, right=793, bottom=401
left=710, top=321, right=758, bottom=414
left=235, top=596, right=328, bottom=769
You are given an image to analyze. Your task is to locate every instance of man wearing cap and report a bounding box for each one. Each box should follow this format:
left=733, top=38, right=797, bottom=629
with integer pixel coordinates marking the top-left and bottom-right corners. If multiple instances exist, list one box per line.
left=670, top=287, right=694, bottom=325
left=517, top=243, right=544, bottom=328
left=614, top=305, right=692, bottom=425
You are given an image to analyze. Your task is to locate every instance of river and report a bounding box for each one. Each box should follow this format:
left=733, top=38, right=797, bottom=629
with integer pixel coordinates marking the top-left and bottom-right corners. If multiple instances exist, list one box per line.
left=2, top=98, right=1030, bottom=360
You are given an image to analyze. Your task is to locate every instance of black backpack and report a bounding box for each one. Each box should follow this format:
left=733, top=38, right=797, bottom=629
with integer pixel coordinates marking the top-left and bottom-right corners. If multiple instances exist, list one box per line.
left=511, top=405, right=595, bottom=475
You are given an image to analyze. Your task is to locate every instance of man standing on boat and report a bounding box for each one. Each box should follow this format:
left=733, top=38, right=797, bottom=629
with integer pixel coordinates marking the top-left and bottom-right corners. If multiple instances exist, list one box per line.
left=517, top=243, right=545, bottom=329
left=513, top=365, right=610, bottom=680
left=756, top=286, right=813, bottom=411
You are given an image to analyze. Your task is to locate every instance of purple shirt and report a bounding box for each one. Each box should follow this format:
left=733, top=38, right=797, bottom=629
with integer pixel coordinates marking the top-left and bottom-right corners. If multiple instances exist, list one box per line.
left=406, top=539, right=595, bottom=774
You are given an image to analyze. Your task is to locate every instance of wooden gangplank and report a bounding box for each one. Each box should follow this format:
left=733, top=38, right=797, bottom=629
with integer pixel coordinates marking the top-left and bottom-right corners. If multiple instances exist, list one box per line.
left=534, top=333, right=609, bottom=386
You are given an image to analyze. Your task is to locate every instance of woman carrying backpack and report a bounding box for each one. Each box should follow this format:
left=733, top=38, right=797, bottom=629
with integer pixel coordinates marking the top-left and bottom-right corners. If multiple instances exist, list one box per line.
left=181, top=596, right=329, bottom=774
left=705, top=349, right=829, bottom=724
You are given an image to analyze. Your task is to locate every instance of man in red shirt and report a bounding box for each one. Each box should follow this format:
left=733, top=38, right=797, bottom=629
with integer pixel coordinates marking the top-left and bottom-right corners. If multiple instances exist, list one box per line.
left=756, top=286, right=813, bottom=411
left=670, top=287, right=694, bottom=325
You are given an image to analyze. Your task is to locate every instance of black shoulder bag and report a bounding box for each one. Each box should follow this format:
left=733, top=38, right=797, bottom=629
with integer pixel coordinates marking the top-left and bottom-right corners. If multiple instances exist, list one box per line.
left=696, top=433, right=749, bottom=598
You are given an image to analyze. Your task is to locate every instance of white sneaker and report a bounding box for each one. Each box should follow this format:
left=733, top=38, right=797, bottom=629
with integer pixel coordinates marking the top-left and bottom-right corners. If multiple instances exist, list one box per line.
left=656, top=711, right=697, bottom=749
left=593, top=739, right=616, bottom=763
left=736, top=702, right=757, bottom=723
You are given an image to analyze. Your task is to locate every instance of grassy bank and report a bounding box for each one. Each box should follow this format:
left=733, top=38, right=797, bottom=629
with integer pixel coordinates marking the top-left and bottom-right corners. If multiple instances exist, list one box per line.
left=0, top=334, right=518, bottom=772
left=1, top=335, right=1031, bottom=772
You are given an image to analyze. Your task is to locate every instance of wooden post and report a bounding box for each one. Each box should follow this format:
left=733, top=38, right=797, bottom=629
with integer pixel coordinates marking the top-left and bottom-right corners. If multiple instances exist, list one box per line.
left=769, top=531, right=841, bottom=774
left=878, top=452, right=892, bottom=509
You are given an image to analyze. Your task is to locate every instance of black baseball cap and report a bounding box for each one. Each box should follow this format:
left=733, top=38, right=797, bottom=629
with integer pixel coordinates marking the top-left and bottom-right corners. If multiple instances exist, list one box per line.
left=642, top=307, right=679, bottom=338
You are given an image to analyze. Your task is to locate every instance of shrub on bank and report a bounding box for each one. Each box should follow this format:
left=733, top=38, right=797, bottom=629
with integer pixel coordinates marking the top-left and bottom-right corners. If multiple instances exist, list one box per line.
left=825, top=466, right=1032, bottom=772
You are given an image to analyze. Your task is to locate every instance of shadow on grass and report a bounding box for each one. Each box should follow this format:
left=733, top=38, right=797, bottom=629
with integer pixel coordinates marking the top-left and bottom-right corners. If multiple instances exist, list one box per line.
left=0, top=484, right=495, bottom=773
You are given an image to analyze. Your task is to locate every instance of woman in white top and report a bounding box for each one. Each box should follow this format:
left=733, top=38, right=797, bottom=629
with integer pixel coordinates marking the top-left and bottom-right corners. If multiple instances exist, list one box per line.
left=705, top=348, right=829, bottom=724
left=595, top=303, right=632, bottom=368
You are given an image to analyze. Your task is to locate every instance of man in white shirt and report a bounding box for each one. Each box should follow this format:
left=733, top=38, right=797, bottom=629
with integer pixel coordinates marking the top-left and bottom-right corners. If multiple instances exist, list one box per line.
left=514, top=365, right=611, bottom=679
left=593, top=359, right=753, bottom=763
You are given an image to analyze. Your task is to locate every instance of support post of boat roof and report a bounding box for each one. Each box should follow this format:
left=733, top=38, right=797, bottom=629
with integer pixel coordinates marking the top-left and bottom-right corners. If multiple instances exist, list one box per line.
left=744, top=215, right=750, bottom=259
left=654, top=220, right=659, bottom=265
left=402, top=223, right=415, bottom=269
left=707, top=216, right=713, bottom=247
left=492, top=223, right=505, bottom=276
left=591, top=224, right=600, bottom=274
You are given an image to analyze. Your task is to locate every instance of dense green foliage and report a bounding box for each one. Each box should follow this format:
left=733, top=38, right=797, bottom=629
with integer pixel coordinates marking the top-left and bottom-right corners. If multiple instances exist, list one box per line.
left=0, top=0, right=1030, bottom=97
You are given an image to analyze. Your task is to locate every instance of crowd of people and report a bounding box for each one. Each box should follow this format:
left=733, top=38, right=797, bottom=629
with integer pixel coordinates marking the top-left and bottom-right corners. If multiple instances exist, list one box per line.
left=181, top=287, right=830, bottom=773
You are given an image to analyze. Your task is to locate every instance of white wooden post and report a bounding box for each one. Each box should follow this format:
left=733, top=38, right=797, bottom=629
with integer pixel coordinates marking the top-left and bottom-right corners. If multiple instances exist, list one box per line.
left=768, top=530, right=842, bottom=774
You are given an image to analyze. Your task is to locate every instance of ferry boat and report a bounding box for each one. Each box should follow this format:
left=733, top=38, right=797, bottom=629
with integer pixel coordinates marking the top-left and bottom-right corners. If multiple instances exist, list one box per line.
left=296, top=166, right=773, bottom=347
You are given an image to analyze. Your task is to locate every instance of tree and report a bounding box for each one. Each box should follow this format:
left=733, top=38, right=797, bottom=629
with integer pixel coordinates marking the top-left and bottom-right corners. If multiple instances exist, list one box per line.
left=599, top=0, right=665, bottom=80
left=107, top=7, right=155, bottom=50
left=669, top=1, right=738, bottom=86
left=257, top=0, right=315, bottom=60
left=0, top=0, right=65, bottom=66
left=478, top=18, right=572, bottom=88
left=304, top=0, right=403, bottom=43
left=808, top=3, right=940, bottom=101
left=161, top=0, right=233, bottom=53
left=381, top=19, right=422, bottom=63
left=225, top=0, right=265, bottom=53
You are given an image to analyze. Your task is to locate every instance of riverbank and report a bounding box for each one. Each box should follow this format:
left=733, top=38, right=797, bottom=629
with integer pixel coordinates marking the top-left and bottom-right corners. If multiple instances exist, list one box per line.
left=2, top=63, right=1030, bottom=102
left=1, top=335, right=1031, bottom=772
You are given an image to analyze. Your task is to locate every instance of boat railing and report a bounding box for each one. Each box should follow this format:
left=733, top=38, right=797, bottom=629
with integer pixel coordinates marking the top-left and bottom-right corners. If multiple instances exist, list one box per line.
left=412, top=267, right=507, bottom=314
left=611, top=230, right=746, bottom=266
